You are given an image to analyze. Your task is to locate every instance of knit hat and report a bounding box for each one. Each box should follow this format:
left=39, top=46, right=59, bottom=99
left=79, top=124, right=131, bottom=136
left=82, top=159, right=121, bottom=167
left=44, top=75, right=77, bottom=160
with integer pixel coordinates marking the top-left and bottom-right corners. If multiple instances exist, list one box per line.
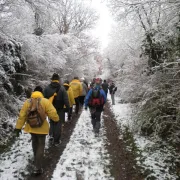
left=34, top=86, right=43, bottom=93
left=51, top=73, right=60, bottom=80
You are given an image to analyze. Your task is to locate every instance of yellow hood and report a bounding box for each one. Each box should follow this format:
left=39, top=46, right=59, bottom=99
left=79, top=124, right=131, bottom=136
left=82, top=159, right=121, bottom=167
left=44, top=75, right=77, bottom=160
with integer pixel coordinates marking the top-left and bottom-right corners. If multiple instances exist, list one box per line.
left=31, top=91, right=44, bottom=98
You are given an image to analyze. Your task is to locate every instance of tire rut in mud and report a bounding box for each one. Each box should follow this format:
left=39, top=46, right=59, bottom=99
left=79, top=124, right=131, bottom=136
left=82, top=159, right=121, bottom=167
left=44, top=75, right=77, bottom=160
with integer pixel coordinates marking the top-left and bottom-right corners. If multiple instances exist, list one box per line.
left=24, top=111, right=81, bottom=180
left=103, top=102, right=144, bottom=180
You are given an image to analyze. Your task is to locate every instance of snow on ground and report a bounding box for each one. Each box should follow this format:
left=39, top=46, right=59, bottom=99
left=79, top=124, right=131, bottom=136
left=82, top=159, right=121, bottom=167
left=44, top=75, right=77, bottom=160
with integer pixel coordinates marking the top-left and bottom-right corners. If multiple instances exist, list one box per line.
left=109, top=94, right=178, bottom=180
left=0, top=133, right=32, bottom=179
left=52, top=109, right=113, bottom=180
left=0, top=122, right=51, bottom=180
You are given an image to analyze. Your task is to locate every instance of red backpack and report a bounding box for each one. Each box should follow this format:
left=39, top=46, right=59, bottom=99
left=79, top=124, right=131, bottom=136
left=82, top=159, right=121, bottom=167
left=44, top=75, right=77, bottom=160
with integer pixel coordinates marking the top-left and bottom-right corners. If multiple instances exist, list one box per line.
left=88, top=88, right=104, bottom=107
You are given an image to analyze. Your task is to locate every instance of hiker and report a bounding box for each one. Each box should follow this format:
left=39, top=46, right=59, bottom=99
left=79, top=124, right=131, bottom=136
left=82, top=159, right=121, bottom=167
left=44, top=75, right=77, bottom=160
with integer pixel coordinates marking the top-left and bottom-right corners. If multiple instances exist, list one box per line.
left=84, top=78, right=106, bottom=136
left=63, top=80, right=75, bottom=121
left=43, top=73, right=70, bottom=145
left=101, top=79, right=109, bottom=97
left=14, top=86, right=59, bottom=175
left=69, top=76, right=83, bottom=115
left=89, top=78, right=96, bottom=89
left=109, top=82, right=117, bottom=105
left=79, top=77, right=88, bottom=106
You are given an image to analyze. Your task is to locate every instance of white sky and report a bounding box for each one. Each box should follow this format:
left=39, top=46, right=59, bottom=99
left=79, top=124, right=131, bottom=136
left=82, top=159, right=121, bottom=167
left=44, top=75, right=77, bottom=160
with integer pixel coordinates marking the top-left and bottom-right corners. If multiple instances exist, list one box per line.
left=90, top=0, right=114, bottom=50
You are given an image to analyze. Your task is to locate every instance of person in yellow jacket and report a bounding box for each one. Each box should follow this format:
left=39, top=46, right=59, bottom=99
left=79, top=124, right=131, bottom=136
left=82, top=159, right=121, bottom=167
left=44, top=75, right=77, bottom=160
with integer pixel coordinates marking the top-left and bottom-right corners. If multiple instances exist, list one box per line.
left=63, top=80, right=75, bottom=121
left=70, top=77, right=83, bottom=115
left=14, top=86, right=59, bottom=175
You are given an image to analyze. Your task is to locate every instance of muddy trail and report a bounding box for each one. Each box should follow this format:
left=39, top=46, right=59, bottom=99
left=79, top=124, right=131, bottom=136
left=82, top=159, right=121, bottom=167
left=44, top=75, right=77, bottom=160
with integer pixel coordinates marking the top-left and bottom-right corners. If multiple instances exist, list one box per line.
left=24, top=112, right=81, bottom=180
left=1, top=103, right=144, bottom=180
left=103, top=103, right=144, bottom=180
left=26, top=102, right=143, bottom=180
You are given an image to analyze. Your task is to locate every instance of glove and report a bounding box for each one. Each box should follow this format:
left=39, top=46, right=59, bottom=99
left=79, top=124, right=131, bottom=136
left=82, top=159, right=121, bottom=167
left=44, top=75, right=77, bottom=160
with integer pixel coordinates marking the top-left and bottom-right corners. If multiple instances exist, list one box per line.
left=85, top=107, right=87, bottom=110
left=14, top=129, right=22, bottom=137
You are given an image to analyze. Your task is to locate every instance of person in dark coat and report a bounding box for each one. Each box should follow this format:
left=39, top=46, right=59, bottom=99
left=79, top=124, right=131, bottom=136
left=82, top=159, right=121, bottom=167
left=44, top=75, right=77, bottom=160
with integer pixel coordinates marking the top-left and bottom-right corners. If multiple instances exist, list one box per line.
left=109, top=82, right=117, bottom=105
left=43, top=73, right=70, bottom=146
left=101, top=79, right=109, bottom=97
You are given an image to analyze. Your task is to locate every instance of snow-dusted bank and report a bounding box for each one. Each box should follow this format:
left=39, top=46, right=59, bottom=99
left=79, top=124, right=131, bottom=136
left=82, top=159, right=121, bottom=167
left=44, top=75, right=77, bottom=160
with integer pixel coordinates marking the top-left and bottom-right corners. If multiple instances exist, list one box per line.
left=52, top=109, right=113, bottom=180
left=110, top=95, right=178, bottom=180
left=0, top=124, right=50, bottom=179
left=0, top=133, right=32, bottom=179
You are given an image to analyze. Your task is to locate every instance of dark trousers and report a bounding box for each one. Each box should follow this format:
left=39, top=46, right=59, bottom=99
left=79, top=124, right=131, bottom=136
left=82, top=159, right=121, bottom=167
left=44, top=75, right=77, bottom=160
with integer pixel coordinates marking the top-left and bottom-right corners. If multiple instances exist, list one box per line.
left=49, top=110, right=62, bottom=143
left=60, top=109, right=65, bottom=124
left=68, top=107, right=72, bottom=120
left=74, top=97, right=80, bottom=114
left=79, top=96, right=85, bottom=105
left=90, top=108, right=102, bottom=133
left=31, top=134, right=46, bottom=170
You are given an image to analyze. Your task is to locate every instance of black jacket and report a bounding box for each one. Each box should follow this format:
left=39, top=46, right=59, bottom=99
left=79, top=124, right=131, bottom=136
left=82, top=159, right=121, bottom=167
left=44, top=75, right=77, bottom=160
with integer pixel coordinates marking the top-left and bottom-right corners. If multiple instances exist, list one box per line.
left=109, top=84, right=117, bottom=94
left=102, top=82, right=109, bottom=92
left=44, top=82, right=70, bottom=110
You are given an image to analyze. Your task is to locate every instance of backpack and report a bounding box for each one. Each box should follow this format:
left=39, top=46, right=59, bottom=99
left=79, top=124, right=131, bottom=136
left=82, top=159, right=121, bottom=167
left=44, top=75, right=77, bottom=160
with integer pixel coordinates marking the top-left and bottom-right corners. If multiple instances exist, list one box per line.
left=27, top=98, right=46, bottom=128
left=112, top=87, right=117, bottom=94
left=88, top=89, right=104, bottom=107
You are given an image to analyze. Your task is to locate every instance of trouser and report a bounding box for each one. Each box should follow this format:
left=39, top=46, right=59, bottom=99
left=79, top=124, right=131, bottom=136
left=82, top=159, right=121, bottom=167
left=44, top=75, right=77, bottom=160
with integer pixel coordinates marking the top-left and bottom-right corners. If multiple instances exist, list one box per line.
left=68, top=107, right=72, bottom=120
left=74, top=97, right=80, bottom=114
left=63, top=107, right=72, bottom=121
left=111, top=94, right=115, bottom=105
left=104, top=91, right=108, bottom=97
left=31, top=133, right=46, bottom=170
left=90, top=108, right=102, bottom=133
left=49, top=110, right=62, bottom=143
left=79, top=96, right=85, bottom=105
left=60, top=109, right=65, bottom=124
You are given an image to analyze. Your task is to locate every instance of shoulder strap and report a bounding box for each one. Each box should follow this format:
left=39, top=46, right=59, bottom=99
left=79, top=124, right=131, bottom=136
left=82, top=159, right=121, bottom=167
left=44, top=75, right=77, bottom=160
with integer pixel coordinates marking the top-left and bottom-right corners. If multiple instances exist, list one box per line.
left=28, top=98, right=33, bottom=109
left=37, top=98, right=41, bottom=107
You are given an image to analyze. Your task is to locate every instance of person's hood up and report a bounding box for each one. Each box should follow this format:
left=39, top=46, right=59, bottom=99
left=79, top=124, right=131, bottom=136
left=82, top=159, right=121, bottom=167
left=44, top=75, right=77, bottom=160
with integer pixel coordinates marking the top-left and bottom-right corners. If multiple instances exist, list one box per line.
left=72, top=79, right=80, bottom=83
left=31, top=91, right=44, bottom=98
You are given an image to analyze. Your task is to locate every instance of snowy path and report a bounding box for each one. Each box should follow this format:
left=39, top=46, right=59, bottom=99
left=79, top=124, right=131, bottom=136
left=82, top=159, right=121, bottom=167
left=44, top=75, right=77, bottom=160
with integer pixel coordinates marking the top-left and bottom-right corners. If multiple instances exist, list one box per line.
left=0, top=133, right=33, bottom=179
left=0, top=109, right=113, bottom=180
left=52, top=109, right=113, bottom=180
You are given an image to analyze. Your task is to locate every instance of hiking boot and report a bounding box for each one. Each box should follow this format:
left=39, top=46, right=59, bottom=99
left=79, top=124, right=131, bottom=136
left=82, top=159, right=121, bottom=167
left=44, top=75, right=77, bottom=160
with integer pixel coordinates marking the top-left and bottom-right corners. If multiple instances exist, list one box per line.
left=95, top=132, right=99, bottom=137
left=49, top=136, right=54, bottom=141
left=32, top=168, right=43, bottom=175
left=94, top=128, right=99, bottom=137
left=68, top=116, right=72, bottom=121
left=54, top=140, right=62, bottom=147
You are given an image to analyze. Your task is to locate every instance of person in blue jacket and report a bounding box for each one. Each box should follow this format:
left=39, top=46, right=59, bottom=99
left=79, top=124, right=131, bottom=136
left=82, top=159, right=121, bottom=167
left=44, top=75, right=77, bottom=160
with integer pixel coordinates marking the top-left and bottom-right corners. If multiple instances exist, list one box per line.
left=84, top=78, right=106, bottom=135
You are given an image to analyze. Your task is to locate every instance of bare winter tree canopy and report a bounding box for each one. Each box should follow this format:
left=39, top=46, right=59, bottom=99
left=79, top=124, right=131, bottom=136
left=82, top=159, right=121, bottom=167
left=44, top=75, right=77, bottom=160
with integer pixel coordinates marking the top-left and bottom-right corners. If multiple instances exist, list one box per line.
left=53, top=0, right=98, bottom=34
left=0, top=0, right=98, bottom=35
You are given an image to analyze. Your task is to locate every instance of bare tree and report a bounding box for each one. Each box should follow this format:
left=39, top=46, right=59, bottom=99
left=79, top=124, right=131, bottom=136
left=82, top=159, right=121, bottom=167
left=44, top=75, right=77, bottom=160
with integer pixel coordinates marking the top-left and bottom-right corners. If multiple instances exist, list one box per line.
left=53, top=0, right=98, bottom=34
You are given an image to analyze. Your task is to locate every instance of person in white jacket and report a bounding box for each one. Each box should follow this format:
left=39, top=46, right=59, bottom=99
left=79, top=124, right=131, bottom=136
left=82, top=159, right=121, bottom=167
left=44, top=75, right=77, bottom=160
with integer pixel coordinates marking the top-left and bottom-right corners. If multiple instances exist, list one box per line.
left=79, top=78, right=88, bottom=106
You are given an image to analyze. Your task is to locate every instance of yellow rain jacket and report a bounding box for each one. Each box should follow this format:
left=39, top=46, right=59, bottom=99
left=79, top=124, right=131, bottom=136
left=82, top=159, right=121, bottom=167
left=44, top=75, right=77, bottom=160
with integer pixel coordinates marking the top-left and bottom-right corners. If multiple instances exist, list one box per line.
left=63, top=83, right=75, bottom=107
left=15, top=91, right=59, bottom=134
left=70, top=79, right=83, bottom=98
